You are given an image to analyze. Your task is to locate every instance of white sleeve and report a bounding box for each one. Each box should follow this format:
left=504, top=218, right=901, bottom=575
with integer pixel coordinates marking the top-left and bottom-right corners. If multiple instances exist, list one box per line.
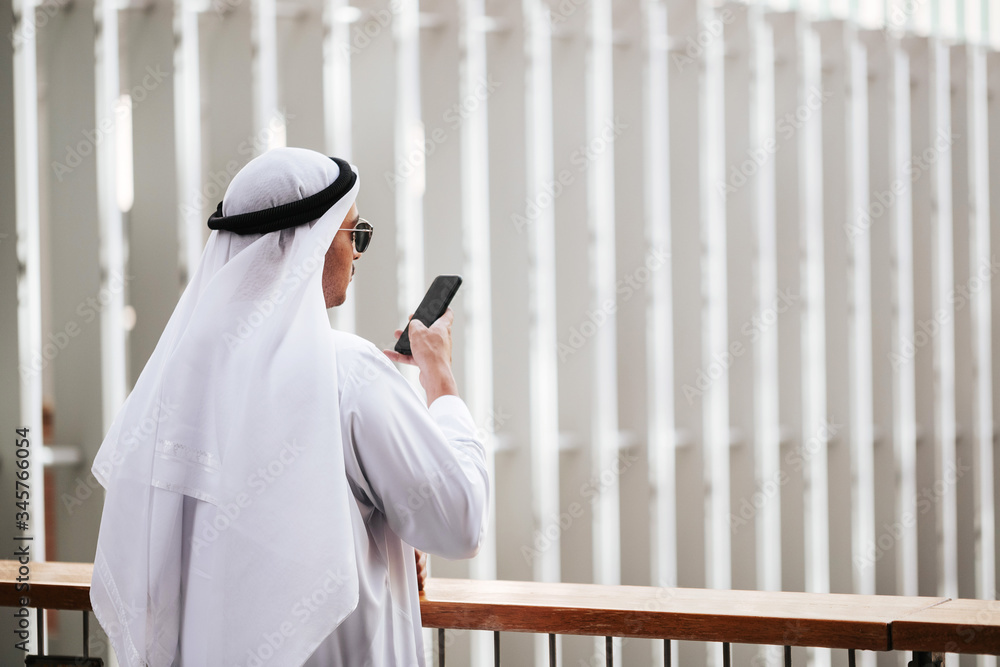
left=340, top=345, right=490, bottom=560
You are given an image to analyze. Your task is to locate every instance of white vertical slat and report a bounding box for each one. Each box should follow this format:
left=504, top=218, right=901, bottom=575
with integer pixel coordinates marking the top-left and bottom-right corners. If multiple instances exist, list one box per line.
left=528, top=0, right=562, bottom=647
left=457, top=2, right=497, bottom=664
left=524, top=0, right=558, bottom=606
left=701, top=2, right=731, bottom=609
left=612, top=1, right=655, bottom=663
left=948, top=45, right=977, bottom=613
left=644, top=1, right=676, bottom=665
left=890, top=35, right=919, bottom=595
left=846, top=27, right=876, bottom=608
left=667, top=0, right=706, bottom=658
left=801, top=19, right=828, bottom=593
left=11, top=0, right=44, bottom=546
left=856, top=0, right=882, bottom=28
left=801, top=0, right=821, bottom=20
left=815, top=20, right=852, bottom=603
left=992, top=1, right=1000, bottom=48
left=889, top=35, right=919, bottom=600
left=252, top=0, right=280, bottom=148
left=861, top=32, right=891, bottom=560
left=863, top=32, right=917, bottom=667
left=988, top=49, right=1000, bottom=610
left=173, top=0, right=203, bottom=283
left=800, top=19, right=833, bottom=667
left=322, top=0, right=355, bottom=332
left=588, top=0, right=621, bottom=613
left=94, top=0, right=126, bottom=432
left=913, top=0, right=933, bottom=37
left=966, top=44, right=996, bottom=667
left=722, top=4, right=757, bottom=602
left=523, top=0, right=559, bottom=617
left=643, top=0, right=671, bottom=559
left=751, top=4, right=781, bottom=598
left=322, top=0, right=353, bottom=159
left=125, top=1, right=182, bottom=388
left=4, top=0, right=45, bottom=659
left=859, top=34, right=899, bottom=667
left=928, top=49, right=960, bottom=667
left=939, top=0, right=959, bottom=40
left=901, top=35, right=940, bottom=598
left=770, top=12, right=807, bottom=606
left=884, top=0, right=911, bottom=35
left=549, top=0, right=588, bottom=639
left=394, top=0, right=423, bottom=321
left=965, top=0, right=981, bottom=44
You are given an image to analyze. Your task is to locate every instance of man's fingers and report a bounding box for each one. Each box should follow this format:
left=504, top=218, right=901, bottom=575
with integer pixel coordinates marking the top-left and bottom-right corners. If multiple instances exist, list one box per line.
left=394, top=314, right=415, bottom=339
left=434, top=307, right=455, bottom=329
left=394, top=312, right=417, bottom=339
left=415, top=549, right=428, bottom=592
left=382, top=349, right=415, bottom=365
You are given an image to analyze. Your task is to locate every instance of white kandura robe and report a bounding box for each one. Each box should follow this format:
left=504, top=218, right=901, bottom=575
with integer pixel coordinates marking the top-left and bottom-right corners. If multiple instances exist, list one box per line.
left=174, top=329, right=490, bottom=667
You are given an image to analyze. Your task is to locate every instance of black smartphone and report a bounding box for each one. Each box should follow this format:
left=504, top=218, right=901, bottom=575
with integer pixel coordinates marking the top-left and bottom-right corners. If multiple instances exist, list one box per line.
left=394, top=275, right=463, bottom=356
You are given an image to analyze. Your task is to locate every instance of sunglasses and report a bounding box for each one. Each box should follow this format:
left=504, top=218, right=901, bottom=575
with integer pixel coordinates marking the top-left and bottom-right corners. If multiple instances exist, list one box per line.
left=337, top=218, right=374, bottom=253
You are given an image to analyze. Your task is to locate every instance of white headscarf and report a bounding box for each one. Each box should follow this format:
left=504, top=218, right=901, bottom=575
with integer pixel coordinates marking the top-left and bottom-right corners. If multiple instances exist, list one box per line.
left=90, top=147, right=361, bottom=666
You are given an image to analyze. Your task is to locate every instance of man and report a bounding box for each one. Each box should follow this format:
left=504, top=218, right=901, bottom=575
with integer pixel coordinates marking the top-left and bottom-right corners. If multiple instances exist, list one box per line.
left=89, top=147, right=490, bottom=667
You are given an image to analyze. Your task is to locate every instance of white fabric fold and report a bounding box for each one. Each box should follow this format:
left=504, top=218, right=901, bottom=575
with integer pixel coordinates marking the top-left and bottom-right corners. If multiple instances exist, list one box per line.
left=90, top=147, right=361, bottom=667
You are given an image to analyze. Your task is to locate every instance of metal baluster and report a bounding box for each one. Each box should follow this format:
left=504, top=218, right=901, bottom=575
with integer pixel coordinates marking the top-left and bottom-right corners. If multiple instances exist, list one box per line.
left=849, top=649, right=856, bottom=667
left=549, top=633, right=556, bottom=667
left=438, top=628, right=445, bottom=667
left=494, top=630, right=500, bottom=667
left=83, top=610, right=89, bottom=657
left=785, top=645, right=792, bottom=667
left=36, top=608, right=43, bottom=655
left=665, top=639, right=672, bottom=667
left=908, top=652, right=943, bottom=667
left=723, top=642, right=731, bottom=667
left=606, top=636, right=613, bottom=666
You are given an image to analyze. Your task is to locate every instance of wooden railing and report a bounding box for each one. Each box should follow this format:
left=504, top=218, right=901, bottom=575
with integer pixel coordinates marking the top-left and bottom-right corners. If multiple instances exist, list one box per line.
left=1, top=561, right=999, bottom=665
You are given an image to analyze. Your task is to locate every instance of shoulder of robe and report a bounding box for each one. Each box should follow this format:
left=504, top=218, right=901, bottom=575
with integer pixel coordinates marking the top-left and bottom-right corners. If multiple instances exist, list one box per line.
left=328, top=328, right=398, bottom=382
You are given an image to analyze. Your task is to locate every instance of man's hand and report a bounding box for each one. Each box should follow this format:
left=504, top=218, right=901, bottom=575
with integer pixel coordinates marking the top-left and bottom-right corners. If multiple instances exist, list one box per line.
left=382, top=308, right=459, bottom=406
left=415, top=549, right=428, bottom=592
